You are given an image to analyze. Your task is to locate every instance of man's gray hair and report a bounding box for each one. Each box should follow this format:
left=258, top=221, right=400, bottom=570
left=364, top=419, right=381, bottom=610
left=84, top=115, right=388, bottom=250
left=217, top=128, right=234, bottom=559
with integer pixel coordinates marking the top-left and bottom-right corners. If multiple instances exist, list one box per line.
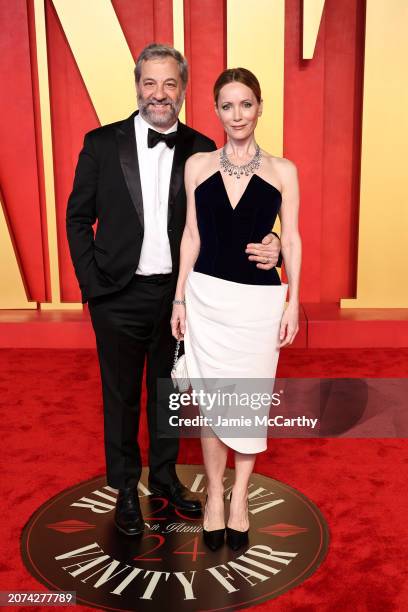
left=134, top=43, right=188, bottom=89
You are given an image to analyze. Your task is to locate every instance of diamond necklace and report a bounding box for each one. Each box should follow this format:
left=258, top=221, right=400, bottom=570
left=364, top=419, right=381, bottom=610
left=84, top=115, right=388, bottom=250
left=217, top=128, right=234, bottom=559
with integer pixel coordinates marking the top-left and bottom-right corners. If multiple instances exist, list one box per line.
left=220, top=143, right=261, bottom=179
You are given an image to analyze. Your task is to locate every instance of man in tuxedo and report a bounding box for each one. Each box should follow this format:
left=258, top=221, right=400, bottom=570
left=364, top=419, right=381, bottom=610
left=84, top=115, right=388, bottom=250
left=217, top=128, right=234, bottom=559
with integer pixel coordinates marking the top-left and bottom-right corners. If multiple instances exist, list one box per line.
left=66, top=43, right=281, bottom=536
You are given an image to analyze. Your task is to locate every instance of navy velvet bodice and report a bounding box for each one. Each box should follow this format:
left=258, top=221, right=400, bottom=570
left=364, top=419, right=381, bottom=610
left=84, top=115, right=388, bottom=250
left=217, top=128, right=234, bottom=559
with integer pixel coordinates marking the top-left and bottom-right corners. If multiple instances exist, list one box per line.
left=193, top=170, right=282, bottom=285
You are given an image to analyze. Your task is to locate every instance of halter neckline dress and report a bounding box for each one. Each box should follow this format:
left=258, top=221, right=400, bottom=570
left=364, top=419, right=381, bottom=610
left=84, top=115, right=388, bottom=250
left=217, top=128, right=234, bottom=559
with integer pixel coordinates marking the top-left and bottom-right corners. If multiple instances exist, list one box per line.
left=184, top=169, right=288, bottom=454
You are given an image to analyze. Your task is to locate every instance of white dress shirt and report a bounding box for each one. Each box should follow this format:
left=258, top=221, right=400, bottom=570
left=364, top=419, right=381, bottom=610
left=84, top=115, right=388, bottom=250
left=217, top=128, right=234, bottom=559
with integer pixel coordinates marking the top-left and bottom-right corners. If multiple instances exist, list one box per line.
left=134, top=112, right=177, bottom=275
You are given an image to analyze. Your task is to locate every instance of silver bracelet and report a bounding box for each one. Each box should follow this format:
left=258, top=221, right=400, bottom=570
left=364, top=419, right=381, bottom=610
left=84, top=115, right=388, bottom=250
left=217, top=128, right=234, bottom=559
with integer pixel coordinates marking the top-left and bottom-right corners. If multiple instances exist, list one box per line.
left=172, top=298, right=186, bottom=305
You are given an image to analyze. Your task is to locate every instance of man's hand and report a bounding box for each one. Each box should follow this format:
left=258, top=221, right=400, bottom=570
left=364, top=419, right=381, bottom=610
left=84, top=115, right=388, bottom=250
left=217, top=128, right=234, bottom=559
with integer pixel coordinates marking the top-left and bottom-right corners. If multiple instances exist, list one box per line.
left=246, top=232, right=281, bottom=269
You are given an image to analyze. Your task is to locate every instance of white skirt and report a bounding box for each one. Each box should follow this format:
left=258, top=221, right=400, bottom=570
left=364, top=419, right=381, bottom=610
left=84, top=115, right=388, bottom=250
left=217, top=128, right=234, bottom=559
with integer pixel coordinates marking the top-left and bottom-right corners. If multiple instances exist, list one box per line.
left=184, top=271, right=288, bottom=454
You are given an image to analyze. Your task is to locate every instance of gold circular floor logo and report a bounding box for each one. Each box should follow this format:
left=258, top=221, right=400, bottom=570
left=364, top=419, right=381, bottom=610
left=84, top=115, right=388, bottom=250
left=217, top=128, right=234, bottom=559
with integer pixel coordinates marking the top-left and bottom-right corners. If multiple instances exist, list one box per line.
left=21, top=466, right=329, bottom=610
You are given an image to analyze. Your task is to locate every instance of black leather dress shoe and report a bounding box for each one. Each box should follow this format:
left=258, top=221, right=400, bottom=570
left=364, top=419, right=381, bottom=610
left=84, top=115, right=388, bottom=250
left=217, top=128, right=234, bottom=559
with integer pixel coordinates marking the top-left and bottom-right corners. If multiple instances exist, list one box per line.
left=148, top=479, right=202, bottom=512
left=114, top=486, right=144, bottom=536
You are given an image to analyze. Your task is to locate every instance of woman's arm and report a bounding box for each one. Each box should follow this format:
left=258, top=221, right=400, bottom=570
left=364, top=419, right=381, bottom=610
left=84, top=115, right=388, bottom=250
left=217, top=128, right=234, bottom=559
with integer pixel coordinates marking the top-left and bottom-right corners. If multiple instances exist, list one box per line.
left=278, top=159, right=302, bottom=347
left=171, top=154, right=202, bottom=340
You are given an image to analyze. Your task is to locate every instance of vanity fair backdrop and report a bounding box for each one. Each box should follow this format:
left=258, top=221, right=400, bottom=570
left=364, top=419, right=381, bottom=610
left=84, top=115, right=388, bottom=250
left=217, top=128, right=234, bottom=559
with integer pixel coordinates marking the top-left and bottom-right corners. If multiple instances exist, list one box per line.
left=1, top=0, right=407, bottom=343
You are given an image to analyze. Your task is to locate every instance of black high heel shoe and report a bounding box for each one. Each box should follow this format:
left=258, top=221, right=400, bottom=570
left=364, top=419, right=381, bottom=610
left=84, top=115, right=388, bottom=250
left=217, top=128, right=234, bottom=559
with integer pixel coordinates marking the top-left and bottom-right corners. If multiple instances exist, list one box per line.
left=226, top=491, right=249, bottom=551
left=202, top=495, right=225, bottom=551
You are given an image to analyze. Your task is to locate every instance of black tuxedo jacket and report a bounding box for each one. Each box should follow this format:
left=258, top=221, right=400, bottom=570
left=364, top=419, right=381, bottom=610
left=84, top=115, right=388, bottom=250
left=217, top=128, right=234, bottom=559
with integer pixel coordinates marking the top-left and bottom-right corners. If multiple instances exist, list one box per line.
left=66, top=110, right=216, bottom=303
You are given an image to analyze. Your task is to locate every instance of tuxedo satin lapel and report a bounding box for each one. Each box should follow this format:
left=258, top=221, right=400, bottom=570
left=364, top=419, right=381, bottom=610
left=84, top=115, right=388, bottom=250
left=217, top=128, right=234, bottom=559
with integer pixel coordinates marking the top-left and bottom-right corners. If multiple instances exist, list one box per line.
left=168, top=121, right=195, bottom=224
left=116, top=111, right=144, bottom=230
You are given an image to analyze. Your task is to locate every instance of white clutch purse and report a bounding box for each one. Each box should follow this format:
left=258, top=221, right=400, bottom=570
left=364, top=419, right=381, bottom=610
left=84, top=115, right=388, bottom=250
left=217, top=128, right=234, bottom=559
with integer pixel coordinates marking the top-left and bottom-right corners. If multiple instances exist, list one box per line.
left=171, top=339, right=190, bottom=392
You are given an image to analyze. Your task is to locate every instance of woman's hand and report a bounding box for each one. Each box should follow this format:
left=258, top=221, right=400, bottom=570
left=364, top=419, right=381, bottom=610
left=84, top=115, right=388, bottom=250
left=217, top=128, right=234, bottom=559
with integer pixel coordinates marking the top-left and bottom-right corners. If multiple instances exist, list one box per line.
left=279, top=302, right=299, bottom=347
left=171, top=304, right=186, bottom=340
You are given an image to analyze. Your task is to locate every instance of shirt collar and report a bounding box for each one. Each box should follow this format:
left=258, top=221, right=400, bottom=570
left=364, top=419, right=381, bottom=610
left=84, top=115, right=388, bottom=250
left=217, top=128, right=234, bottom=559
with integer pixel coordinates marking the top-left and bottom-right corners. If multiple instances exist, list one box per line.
left=135, top=111, right=178, bottom=146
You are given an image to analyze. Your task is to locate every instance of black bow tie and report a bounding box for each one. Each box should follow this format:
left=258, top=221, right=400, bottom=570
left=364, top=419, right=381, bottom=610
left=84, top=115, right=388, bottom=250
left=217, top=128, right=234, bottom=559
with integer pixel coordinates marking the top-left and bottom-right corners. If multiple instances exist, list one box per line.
left=147, top=128, right=177, bottom=149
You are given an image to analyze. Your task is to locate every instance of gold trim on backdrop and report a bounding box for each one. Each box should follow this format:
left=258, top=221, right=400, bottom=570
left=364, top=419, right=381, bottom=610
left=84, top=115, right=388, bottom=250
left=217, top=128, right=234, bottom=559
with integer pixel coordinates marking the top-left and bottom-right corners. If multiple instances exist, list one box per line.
left=34, top=0, right=81, bottom=310
left=227, top=0, right=285, bottom=238
left=303, top=0, right=326, bottom=59
left=227, top=0, right=284, bottom=156
left=0, top=195, right=36, bottom=309
left=52, top=0, right=135, bottom=125
left=341, top=0, right=408, bottom=307
left=172, top=0, right=186, bottom=123
left=34, top=0, right=82, bottom=310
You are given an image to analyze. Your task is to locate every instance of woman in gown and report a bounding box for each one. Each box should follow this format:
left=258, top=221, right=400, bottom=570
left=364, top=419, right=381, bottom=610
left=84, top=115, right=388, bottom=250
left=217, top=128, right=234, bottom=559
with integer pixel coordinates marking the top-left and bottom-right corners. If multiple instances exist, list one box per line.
left=171, top=68, right=301, bottom=550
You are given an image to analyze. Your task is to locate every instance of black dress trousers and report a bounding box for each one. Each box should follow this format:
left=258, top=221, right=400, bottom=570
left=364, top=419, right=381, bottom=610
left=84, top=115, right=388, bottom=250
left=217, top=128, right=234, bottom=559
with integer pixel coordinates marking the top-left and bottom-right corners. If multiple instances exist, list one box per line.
left=88, top=273, right=178, bottom=489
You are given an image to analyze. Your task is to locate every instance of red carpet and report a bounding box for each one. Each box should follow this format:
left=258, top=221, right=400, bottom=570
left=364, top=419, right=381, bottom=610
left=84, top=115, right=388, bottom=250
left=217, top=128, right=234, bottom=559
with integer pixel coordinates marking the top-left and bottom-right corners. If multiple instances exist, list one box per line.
left=1, top=348, right=407, bottom=611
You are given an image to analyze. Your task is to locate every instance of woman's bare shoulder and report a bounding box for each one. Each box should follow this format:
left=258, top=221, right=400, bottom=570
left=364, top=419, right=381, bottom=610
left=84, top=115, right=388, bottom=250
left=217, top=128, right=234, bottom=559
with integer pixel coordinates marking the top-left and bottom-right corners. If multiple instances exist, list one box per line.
left=261, top=151, right=298, bottom=187
left=186, top=150, right=218, bottom=171
left=262, top=151, right=297, bottom=171
left=185, top=150, right=220, bottom=185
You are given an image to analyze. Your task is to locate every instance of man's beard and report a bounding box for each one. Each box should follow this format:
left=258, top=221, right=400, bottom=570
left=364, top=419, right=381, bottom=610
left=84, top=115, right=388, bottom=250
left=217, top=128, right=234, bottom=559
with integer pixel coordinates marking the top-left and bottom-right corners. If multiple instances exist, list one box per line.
left=137, top=94, right=183, bottom=128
